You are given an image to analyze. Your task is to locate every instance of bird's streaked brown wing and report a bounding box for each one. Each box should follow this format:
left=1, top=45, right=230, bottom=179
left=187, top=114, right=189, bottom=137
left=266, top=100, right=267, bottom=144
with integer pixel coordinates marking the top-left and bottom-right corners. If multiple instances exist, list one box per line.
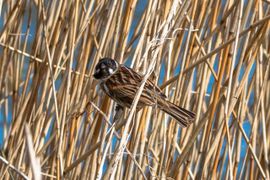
left=101, top=65, right=166, bottom=108
left=120, top=66, right=167, bottom=99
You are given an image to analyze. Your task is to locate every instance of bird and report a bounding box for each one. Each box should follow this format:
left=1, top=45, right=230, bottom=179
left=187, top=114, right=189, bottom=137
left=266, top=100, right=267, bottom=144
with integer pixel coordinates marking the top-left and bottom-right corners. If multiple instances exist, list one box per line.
left=93, top=57, right=195, bottom=127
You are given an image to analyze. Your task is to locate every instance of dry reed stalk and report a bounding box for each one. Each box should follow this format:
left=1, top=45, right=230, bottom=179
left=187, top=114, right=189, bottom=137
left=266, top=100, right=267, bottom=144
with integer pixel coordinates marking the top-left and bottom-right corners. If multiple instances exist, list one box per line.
left=0, top=0, right=270, bottom=179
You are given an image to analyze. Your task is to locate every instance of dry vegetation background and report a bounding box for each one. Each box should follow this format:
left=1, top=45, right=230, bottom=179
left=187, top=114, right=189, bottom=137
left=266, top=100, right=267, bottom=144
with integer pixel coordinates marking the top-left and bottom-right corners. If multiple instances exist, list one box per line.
left=0, top=0, right=270, bottom=179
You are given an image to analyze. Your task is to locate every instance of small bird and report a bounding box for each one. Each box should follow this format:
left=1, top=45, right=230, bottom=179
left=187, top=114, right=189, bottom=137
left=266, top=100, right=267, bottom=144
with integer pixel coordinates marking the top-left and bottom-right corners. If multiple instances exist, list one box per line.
left=93, top=58, right=195, bottom=127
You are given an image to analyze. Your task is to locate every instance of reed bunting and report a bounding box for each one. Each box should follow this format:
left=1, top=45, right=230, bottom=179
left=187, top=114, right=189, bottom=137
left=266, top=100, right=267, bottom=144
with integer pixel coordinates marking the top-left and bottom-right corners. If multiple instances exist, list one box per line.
left=93, top=58, right=195, bottom=127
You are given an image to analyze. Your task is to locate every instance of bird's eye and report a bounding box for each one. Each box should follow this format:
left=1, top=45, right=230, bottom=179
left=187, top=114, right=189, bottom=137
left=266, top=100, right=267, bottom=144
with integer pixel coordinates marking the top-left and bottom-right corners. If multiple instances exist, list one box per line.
left=101, top=63, right=106, bottom=69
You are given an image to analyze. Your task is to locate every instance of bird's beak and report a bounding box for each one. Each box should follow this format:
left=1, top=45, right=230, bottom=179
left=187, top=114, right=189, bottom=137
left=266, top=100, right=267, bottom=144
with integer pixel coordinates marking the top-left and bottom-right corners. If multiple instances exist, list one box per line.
left=93, top=72, right=98, bottom=79
left=93, top=71, right=100, bottom=79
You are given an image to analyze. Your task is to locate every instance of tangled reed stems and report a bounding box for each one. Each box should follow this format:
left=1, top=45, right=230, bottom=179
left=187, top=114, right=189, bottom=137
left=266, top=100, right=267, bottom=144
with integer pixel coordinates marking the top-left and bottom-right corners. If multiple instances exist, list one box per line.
left=0, top=0, right=269, bottom=179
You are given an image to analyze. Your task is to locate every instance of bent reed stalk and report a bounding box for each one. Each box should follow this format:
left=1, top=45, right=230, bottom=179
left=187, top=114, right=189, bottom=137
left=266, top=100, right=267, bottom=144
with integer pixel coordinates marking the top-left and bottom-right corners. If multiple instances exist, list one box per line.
left=0, top=0, right=270, bottom=179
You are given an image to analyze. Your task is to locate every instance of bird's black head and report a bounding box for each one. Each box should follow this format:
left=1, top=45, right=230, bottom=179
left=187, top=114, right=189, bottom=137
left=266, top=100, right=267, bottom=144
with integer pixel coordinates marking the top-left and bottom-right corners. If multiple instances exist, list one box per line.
left=93, top=58, right=119, bottom=80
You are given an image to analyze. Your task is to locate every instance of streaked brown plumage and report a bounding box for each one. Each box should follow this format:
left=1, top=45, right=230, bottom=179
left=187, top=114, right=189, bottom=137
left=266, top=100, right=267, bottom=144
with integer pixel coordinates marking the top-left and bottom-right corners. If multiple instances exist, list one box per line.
left=93, top=58, right=195, bottom=127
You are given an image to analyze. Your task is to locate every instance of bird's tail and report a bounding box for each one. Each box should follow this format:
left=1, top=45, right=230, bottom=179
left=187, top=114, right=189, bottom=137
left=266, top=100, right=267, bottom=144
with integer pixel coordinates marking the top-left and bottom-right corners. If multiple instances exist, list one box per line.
left=158, top=100, right=195, bottom=127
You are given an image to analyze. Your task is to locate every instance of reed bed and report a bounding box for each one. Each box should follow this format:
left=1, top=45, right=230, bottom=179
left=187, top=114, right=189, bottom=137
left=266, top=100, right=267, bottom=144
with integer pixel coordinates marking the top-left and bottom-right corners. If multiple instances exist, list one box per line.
left=0, top=0, right=270, bottom=179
